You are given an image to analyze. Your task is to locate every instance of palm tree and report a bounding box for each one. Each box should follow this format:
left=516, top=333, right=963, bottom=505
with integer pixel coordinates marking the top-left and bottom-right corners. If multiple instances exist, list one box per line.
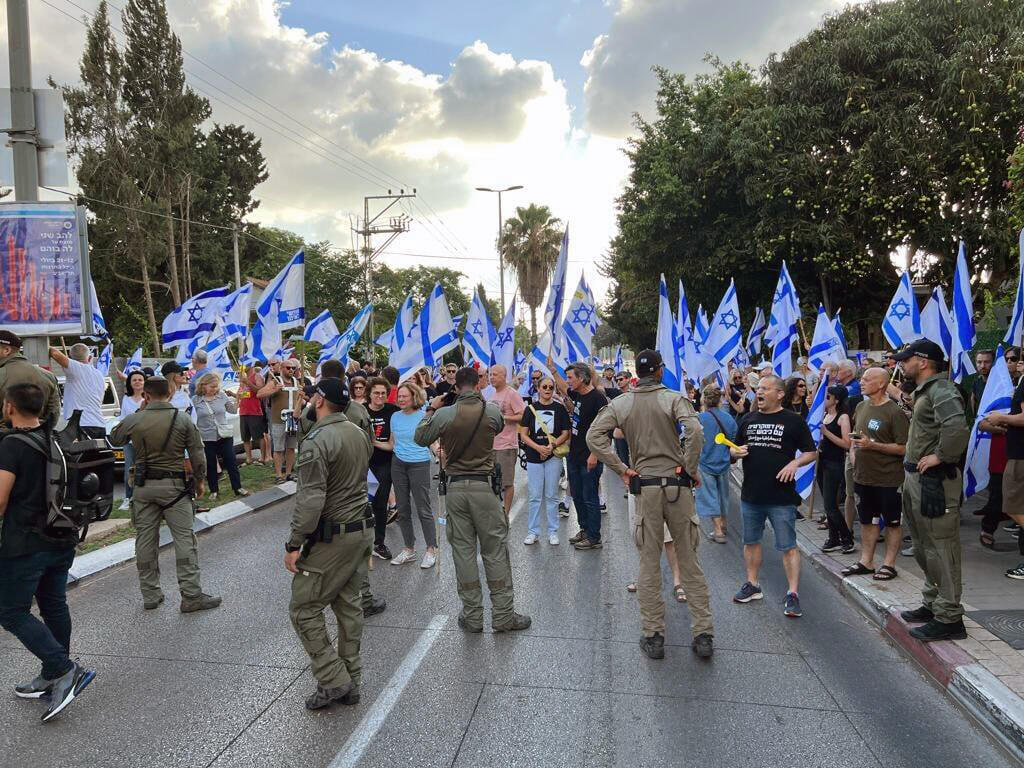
left=498, top=204, right=564, bottom=344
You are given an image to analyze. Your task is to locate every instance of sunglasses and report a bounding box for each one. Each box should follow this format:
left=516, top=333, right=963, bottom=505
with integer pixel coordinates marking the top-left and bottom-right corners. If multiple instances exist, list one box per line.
left=539, top=385, right=554, bottom=391
left=1008, top=357, right=1020, bottom=363
left=615, top=378, right=626, bottom=383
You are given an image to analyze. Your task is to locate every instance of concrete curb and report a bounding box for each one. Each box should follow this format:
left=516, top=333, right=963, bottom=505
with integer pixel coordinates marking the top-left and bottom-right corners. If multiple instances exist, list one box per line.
left=67, top=481, right=296, bottom=588
left=728, top=468, right=1024, bottom=760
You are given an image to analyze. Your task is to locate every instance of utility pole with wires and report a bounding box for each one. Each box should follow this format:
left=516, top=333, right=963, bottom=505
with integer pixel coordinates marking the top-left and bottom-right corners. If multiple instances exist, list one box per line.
left=355, top=189, right=416, bottom=366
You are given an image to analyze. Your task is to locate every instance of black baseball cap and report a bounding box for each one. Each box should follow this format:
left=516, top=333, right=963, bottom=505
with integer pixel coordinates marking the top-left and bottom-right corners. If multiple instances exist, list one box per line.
left=635, top=349, right=664, bottom=377
left=0, top=330, right=22, bottom=348
left=315, top=377, right=349, bottom=407
left=891, top=339, right=944, bottom=362
left=161, top=361, right=184, bottom=376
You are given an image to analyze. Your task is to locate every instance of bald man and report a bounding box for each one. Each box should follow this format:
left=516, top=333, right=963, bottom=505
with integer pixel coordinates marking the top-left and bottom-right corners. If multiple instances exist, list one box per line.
left=488, top=364, right=525, bottom=517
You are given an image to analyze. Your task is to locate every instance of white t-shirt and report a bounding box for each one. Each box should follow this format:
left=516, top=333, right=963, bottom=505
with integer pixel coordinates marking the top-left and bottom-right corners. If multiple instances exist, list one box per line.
left=62, top=359, right=106, bottom=428
left=120, top=395, right=144, bottom=418
left=170, top=388, right=198, bottom=424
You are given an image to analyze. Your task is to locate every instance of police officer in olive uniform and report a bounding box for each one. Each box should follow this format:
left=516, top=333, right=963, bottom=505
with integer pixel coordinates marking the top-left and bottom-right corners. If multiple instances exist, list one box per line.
left=109, top=376, right=221, bottom=612
left=0, top=330, right=60, bottom=427
left=284, top=378, right=374, bottom=710
left=415, top=366, right=531, bottom=633
left=892, top=339, right=970, bottom=642
left=587, top=349, right=714, bottom=660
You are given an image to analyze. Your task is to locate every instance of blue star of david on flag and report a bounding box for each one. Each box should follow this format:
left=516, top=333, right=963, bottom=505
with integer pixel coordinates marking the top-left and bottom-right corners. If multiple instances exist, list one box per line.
left=187, top=304, right=204, bottom=323
left=719, top=309, right=738, bottom=330
left=570, top=303, right=594, bottom=327
left=889, top=298, right=911, bottom=321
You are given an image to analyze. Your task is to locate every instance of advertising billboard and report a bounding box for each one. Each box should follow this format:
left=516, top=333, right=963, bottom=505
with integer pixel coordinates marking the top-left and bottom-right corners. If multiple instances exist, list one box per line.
left=0, top=201, right=88, bottom=336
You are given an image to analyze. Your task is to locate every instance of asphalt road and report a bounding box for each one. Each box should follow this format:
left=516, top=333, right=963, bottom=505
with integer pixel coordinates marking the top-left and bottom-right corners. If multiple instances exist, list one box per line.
left=0, top=471, right=1016, bottom=768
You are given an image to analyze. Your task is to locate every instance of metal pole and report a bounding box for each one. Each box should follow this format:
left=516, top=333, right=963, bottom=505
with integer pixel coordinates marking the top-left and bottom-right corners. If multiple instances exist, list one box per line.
left=497, top=190, right=505, bottom=311
left=7, top=0, right=38, bottom=202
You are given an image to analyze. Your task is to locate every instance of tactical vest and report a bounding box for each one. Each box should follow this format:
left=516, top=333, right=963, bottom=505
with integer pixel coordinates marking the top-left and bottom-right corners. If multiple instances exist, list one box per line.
left=441, top=400, right=497, bottom=474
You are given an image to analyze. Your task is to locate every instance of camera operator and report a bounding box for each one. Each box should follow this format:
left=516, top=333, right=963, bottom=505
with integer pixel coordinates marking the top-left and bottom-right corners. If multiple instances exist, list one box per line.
left=109, top=376, right=221, bottom=613
left=0, top=383, right=96, bottom=721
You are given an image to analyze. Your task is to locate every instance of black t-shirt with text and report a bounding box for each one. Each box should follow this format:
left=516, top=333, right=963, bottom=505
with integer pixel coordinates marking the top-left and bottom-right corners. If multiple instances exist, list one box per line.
left=0, top=426, right=75, bottom=558
left=1007, top=380, right=1024, bottom=460
left=367, top=403, right=400, bottom=467
left=737, top=408, right=816, bottom=506
left=568, top=388, right=608, bottom=464
left=520, top=400, right=570, bottom=463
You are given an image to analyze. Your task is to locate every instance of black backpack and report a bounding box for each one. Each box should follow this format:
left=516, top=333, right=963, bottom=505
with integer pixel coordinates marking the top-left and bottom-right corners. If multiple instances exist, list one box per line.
left=5, top=428, right=78, bottom=542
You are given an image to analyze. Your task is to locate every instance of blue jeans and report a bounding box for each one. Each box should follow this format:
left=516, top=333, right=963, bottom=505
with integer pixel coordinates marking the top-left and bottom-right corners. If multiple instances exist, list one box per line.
left=696, top=468, right=730, bottom=519
left=0, top=547, right=76, bottom=680
left=526, top=459, right=562, bottom=536
left=124, top=442, right=135, bottom=499
left=740, top=501, right=797, bottom=552
left=567, top=459, right=603, bottom=541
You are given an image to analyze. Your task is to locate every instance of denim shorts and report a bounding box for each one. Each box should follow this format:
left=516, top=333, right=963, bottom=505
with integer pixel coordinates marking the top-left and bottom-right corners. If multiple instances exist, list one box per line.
left=740, top=501, right=797, bottom=552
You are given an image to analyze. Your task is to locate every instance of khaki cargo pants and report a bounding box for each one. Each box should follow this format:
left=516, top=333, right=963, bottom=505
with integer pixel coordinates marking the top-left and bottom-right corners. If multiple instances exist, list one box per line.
left=445, top=478, right=515, bottom=629
left=290, top=528, right=372, bottom=689
left=131, top=479, right=202, bottom=602
left=634, top=483, right=713, bottom=639
left=902, top=471, right=964, bottom=624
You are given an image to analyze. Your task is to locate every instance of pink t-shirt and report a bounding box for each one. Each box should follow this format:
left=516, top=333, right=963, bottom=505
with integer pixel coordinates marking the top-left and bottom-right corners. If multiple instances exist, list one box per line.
left=489, top=385, right=525, bottom=450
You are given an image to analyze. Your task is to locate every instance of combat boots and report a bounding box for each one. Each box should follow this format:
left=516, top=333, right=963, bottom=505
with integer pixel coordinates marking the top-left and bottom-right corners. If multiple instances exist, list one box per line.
left=362, top=597, right=387, bottom=617
left=640, top=632, right=665, bottom=659
left=493, top=613, right=531, bottom=633
left=180, top=593, right=222, bottom=613
left=304, top=682, right=354, bottom=710
left=691, top=632, right=714, bottom=659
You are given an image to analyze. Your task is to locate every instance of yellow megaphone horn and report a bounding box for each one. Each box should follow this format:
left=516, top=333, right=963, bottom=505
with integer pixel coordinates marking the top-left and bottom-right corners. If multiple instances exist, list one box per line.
left=714, top=432, right=741, bottom=451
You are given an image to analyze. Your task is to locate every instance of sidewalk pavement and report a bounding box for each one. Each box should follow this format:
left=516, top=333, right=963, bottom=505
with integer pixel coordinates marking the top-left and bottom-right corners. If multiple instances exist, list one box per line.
left=775, top=474, right=1024, bottom=759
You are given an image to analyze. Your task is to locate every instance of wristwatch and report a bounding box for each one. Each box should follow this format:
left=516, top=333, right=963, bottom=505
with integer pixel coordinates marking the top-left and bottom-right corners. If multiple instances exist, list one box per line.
left=285, top=542, right=302, bottom=553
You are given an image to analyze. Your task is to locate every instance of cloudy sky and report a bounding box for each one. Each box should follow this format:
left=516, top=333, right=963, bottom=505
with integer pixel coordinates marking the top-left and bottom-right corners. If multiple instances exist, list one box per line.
left=13, top=0, right=848, bottom=321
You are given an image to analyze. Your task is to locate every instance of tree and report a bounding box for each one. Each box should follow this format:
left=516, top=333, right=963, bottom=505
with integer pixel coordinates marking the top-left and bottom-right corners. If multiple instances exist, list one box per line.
left=498, top=204, right=564, bottom=343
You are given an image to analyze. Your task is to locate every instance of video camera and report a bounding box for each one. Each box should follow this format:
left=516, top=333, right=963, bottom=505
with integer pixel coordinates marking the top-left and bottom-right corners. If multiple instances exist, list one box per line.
left=58, top=411, right=115, bottom=529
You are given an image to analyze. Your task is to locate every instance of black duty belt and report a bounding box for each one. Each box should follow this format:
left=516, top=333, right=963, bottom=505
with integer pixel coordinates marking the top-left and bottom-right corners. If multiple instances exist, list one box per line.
left=145, top=470, right=186, bottom=480
left=448, top=474, right=491, bottom=484
left=903, top=461, right=918, bottom=473
left=315, top=516, right=373, bottom=541
left=638, top=476, right=693, bottom=489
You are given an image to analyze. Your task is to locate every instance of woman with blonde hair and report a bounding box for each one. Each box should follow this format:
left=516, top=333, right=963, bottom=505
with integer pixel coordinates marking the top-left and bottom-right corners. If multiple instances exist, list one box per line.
left=192, top=372, right=248, bottom=499
left=389, top=381, right=437, bottom=568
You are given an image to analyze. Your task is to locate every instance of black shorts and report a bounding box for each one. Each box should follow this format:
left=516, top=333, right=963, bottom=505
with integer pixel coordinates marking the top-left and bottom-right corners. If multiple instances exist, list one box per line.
left=241, top=414, right=266, bottom=443
left=853, top=483, right=901, bottom=526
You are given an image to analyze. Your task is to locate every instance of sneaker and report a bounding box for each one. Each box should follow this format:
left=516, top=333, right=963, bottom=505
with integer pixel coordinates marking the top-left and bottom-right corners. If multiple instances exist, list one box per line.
left=42, top=662, right=95, bottom=722
left=691, top=632, right=714, bottom=659
left=909, top=619, right=967, bottom=642
left=390, top=549, right=417, bottom=565
left=900, top=605, right=934, bottom=623
left=795, top=510, right=805, bottom=520
left=783, top=592, right=802, bottom=618
left=305, top=682, right=354, bottom=710
left=234, top=488, right=251, bottom=498
left=208, top=492, right=218, bottom=501
left=640, top=632, right=665, bottom=660
left=1006, top=563, right=1024, bottom=580
left=523, top=533, right=539, bottom=545
left=457, top=613, right=483, bottom=633
left=420, top=551, right=437, bottom=569
left=386, top=506, right=399, bottom=525
left=362, top=597, right=387, bottom=617
left=548, top=534, right=559, bottom=546
left=568, top=530, right=586, bottom=544
left=599, top=496, right=607, bottom=512
left=821, top=539, right=841, bottom=553
left=493, top=612, right=532, bottom=632
left=15, top=673, right=54, bottom=699
left=373, top=543, right=393, bottom=561
left=733, top=582, right=763, bottom=603
left=143, top=594, right=165, bottom=610
left=1005, top=522, right=1021, bottom=532
left=118, top=498, right=131, bottom=512
left=900, top=543, right=915, bottom=557
left=558, top=501, right=570, bottom=518
left=573, top=536, right=602, bottom=550
left=840, top=543, right=857, bottom=555
left=180, top=593, right=222, bottom=613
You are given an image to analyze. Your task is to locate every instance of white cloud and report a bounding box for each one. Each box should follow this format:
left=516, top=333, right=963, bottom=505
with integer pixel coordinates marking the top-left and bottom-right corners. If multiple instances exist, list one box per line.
left=581, top=0, right=845, bottom=137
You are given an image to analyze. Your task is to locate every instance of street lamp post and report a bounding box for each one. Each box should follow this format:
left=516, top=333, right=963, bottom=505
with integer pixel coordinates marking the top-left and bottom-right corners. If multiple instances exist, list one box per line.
left=475, top=185, right=523, bottom=311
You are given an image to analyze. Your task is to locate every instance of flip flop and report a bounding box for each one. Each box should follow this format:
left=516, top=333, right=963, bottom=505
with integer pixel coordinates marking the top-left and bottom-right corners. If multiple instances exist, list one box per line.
left=980, top=532, right=996, bottom=549
left=841, top=562, right=875, bottom=577
left=873, top=565, right=898, bottom=581
left=673, top=585, right=687, bottom=602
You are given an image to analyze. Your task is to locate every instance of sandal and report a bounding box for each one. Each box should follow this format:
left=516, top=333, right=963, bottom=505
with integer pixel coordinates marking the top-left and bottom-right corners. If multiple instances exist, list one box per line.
left=980, top=532, right=996, bottom=549
left=873, top=565, right=898, bottom=581
left=626, top=582, right=637, bottom=593
left=673, top=585, right=687, bottom=603
left=841, top=562, right=875, bottom=577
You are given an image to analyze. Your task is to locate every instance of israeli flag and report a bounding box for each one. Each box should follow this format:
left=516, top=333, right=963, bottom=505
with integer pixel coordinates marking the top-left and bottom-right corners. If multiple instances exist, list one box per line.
left=614, top=345, right=624, bottom=373
left=376, top=328, right=395, bottom=353
left=796, top=371, right=829, bottom=499
left=161, top=285, right=231, bottom=348
left=920, top=286, right=953, bottom=360
left=964, top=347, right=1015, bottom=497
left=543, top=226, right=570, bottom=345
left=202, top=329, right=231, bottom=357
left=766, top=261, right=800, bottom=348
left=208, top=345, right=238, bottom=384
left=94, top=342, right=112, bottom=374
left=1004, top=230, right=1024, bottom=346
left=464, top=289, right=496, bottom=365
left=215, top=283, right=253, bottom=342
left=882, top=272, right=921, bottom=349
left=951, top=242, right=976, bottom=383
left=832, top=310, right=848, bottom=358
left=303, top=309, right=340, bottom=346
left=332, top=303, right=374, bottom=365
left=394, top=283, right=459, bottom=381
left=704, top=280, right=743, bottom=372
left=386, top=292, right=416, bottom=365
left=676, top=280, right=693, bottom=383
left=771, top=296, right=798, bottom=378
left=746, top=307, right=767, bottom=358
left=88, top=280, right=109, bottom=339
left=656, top=274, right=682, bottom=391
left=563, top=275, right=599, bottom=362
left=808, top=305, right=844, bottom=371
left=513, top=348, right=527, bottom=374
left=256, top=249, right=305, bottom=331
left=452, top=314, right=464, bottom=330
left=529, top=326, right=569, bottom=380
left=491, top=298, right=517, bottom=372
left=123, top=347, right=143, bottom=374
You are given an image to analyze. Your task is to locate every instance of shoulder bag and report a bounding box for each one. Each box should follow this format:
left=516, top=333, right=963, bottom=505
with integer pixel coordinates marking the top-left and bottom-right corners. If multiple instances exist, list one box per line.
left=528, top=403, right=569, bottom=459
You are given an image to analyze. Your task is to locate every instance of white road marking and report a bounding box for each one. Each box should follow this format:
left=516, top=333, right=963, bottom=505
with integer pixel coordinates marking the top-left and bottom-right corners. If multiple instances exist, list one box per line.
left=328, top=614, right=449, bottom=768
